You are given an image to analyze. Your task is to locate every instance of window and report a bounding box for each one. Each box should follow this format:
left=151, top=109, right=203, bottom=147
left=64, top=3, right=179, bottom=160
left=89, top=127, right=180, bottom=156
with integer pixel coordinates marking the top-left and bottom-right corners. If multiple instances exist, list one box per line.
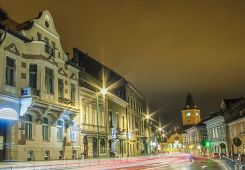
left=70, top=129, right=75, bottom=142
left=84, top=105, right=88, bottom=124
left=100, top=139, right=106, bottom=153
left=44, top=37, right=49, bottom=44
left=57, top=120, right=64, bottom=141
left=186, top=112, right=191, bottom=117
left=29, top=64, right=37, bottom=89
left=6, top=57, right=15, bottom=86
left=196, top=112, right=199, bottom=116
left=109, top=111, right=113, bottom=127
left=58, top=79, right=64, bottom=98
left=122, top=116, right=125, bottom=129
left=243, top=144, right=245, bottom=155
left=70, top=83, right=76, bottom=101
left=37, top=32, right=42, bottom=41
left=51, top=41, right=56, bottom=49
left=25, top=115, right=33, bottom=140
left=92, top=110, right=96, bottom=125
left=234, top=125, right=237, bottom=136
left=129, top=117, right=131, bottom=129
left=42, top=117, right=49, bottom=141
left=241, top=124, right=244, bottom=133
left=44, top=151, right=50, bottom=160
left=45, top=67, right=54, bottom=94
left=116, top=113, right=119, bottom=128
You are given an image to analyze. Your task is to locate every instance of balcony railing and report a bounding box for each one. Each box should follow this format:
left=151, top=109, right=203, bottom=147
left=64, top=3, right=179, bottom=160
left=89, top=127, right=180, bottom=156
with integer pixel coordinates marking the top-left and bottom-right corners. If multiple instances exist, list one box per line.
left=21, top=87, right=40, bottom=97
left=58, top=97, right=75, bottom=106
left=81, top=123, right=106, bottom=133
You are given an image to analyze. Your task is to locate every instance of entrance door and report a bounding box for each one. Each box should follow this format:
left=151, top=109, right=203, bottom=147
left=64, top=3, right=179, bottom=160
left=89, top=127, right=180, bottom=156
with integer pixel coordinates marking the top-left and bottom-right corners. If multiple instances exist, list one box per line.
left=93, top=138, right=97, bottom=158
left=0, top=119, right=8, bottom=161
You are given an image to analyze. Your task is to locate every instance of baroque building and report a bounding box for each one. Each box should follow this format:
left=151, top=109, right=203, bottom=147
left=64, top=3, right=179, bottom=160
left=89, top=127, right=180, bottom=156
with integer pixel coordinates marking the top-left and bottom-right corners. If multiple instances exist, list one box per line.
left=70, top=48, right=147, bottom=158
left=0, top=10, right=80, bottom=161
left=0, top=9, right=147, bottom=161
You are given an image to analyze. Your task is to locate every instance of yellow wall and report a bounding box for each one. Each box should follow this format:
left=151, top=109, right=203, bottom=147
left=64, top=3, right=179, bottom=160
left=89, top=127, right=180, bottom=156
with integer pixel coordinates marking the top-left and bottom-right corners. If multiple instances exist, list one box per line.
left=182, top=109, right=201, bottom=125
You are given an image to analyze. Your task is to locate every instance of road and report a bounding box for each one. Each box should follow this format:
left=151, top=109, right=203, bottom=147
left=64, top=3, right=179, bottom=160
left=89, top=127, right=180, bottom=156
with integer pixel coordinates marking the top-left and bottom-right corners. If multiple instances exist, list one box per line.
left=0, top=153, right=224, bottom=170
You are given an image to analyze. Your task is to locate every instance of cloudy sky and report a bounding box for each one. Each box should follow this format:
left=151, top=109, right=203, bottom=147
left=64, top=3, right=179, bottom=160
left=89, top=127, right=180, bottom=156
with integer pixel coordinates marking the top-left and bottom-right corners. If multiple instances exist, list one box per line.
left=2, top=0, right=245, bottom=129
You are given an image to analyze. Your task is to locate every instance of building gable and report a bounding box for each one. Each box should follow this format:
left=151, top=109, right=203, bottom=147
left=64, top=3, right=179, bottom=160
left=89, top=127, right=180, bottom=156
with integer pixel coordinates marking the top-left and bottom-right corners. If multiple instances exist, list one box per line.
left=5, top=43, right=20, bottom=56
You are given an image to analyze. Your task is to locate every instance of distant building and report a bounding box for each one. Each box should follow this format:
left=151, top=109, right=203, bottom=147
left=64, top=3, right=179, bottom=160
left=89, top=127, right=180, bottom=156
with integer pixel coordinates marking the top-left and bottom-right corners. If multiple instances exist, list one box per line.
left=181, top=93, right=201, bottom=126
left=223, top=98, right=245, bottom=156
left=203, top=112, right=227, bottom=155
left=184, top=123, right=207, bottom=156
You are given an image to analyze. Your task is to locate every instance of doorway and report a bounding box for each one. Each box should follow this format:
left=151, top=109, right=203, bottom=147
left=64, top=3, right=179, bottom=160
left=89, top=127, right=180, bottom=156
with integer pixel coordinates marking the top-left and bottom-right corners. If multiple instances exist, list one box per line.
left=93, top=138, right=97, bottom=158
left=0, top=119, right=10, bottom=161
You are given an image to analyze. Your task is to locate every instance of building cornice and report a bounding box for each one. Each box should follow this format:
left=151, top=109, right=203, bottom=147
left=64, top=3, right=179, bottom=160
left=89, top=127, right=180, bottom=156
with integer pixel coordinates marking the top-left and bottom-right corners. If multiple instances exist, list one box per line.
left=227, top=117, right=245, bottom=126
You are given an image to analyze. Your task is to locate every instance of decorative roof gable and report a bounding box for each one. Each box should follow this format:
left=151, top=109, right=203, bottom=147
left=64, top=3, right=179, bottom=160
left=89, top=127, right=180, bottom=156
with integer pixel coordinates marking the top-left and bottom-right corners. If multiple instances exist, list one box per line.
left=5, top=43, right=20, bottom=56
left=70, top=73, right=78, bottom=81
left=58, top=67, right=68, bottom=77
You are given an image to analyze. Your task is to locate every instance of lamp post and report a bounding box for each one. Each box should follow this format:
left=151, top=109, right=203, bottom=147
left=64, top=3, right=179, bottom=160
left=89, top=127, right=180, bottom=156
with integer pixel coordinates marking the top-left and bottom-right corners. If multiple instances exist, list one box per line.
left=96, top=88, right=107, bottom=158
left=146, top=114, right=151, bottom=154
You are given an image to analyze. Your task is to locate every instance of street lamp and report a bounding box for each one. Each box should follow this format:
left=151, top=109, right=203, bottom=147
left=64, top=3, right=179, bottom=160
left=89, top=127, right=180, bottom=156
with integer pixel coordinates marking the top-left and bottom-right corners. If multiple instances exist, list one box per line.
left=96, top=87, right=108, bottom=158
left=145, top=114, right=151, bottom=154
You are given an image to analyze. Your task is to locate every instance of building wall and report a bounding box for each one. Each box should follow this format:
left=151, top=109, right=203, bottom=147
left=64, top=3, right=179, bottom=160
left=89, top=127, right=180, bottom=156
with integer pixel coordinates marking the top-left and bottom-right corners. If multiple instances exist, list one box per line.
left=182, top=109, right=201, bottom=125
left=0, top=10, right=146, bottom=161
left=227, top=118, right=245, bottom=155
left=204, top=116, right=228, bottom=155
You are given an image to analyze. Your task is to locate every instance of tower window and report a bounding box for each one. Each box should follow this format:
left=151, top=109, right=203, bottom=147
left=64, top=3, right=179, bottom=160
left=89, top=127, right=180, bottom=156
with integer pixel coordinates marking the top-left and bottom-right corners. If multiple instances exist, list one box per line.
left=186, top=112, right=191, bottom=117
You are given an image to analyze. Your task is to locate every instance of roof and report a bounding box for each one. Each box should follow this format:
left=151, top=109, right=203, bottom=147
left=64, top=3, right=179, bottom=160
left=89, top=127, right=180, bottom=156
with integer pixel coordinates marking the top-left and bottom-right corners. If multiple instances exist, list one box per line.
left=222, top=97, right=244, bottom=110
left=202, top=111, right=223, bottom=123
left=182, top=93, right=199, bottom=110
left=71, top=48, right=127, bottom=101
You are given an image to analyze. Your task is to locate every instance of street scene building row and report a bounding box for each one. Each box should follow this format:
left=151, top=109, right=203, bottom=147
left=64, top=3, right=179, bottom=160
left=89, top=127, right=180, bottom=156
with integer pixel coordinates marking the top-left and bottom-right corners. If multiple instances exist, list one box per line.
left=0, top=10, right=156, bottom=161
left=162, top=93, right=245, bottom=161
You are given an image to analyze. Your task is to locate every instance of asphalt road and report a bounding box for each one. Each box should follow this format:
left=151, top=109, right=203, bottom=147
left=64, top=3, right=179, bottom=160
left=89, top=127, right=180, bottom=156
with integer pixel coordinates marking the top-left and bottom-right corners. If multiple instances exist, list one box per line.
left=0, top=154, right=225, bottom=170
left=179, top=157, right=224, bottom=170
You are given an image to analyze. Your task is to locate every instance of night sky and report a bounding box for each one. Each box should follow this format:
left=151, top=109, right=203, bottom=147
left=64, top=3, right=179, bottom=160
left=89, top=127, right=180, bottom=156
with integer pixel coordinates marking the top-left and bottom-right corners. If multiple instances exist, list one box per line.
left=2, top=0, right=245, bottom=129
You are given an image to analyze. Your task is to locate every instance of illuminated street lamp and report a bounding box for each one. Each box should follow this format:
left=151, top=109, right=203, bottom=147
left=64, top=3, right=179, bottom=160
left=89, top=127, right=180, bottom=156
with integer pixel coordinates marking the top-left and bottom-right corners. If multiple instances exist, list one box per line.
left=96, top=87, right=108, bottom=158
left=145, top=113, right=152, bottom=154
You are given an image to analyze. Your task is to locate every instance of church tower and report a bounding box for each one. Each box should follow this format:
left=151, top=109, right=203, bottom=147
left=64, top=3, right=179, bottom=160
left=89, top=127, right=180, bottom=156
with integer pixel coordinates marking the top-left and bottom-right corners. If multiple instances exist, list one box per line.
left=181, top=93, right=201, bottom=126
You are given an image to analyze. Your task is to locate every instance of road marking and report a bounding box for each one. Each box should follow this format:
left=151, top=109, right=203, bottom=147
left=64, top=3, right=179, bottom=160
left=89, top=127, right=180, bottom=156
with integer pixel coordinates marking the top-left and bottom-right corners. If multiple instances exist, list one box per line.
left=201, top=165, right=208, bottom=169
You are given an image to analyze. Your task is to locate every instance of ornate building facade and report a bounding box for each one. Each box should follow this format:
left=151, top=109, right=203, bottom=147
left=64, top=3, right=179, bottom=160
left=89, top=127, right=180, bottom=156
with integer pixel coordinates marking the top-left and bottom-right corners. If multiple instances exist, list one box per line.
left=0, top=9, right=147, bottom=161
left=0, top=10, right=80, bottom=161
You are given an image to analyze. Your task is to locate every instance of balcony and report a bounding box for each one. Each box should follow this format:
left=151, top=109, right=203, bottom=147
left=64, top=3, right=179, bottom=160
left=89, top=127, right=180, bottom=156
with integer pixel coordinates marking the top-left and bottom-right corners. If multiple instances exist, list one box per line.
left=21, top=87, right=40, bottom=97
left=81, top=123, right=106, bottom=133
left=58, top=97, right=75, bottom=106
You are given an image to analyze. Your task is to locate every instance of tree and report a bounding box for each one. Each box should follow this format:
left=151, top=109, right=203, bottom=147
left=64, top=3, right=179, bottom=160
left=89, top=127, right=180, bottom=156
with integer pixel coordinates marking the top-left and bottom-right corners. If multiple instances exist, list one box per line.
left=233, top=137, right=242, bottom=154
left=0, top=8, right=8, bottom=45
left=220, top=143, right=226, bottom=153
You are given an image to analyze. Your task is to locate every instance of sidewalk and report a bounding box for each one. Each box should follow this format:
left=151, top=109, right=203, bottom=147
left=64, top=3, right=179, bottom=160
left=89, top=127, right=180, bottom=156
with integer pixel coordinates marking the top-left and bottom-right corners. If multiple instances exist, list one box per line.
left=212, top=158, right=231, bottom=170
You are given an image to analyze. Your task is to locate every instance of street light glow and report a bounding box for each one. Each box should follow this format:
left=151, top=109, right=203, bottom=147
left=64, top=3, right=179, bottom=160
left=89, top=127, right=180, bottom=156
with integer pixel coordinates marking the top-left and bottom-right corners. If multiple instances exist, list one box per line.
left=101, top=88, right=108, bottom=95
left=146, top=115, right=150, bottom=119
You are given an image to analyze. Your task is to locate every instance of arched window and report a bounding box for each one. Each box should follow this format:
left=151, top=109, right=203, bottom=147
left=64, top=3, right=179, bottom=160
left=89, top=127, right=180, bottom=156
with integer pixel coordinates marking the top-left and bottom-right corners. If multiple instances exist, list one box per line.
left=42, top=117, right=49, bottom=141
left=25, top=115, right=33, bottom=140
left=57, top=119, right=64, bottom=141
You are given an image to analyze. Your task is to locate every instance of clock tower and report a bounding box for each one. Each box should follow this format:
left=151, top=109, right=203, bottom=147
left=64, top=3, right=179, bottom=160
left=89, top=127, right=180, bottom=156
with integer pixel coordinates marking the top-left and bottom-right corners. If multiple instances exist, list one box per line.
left=181, top=93, right=201, bottom=126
